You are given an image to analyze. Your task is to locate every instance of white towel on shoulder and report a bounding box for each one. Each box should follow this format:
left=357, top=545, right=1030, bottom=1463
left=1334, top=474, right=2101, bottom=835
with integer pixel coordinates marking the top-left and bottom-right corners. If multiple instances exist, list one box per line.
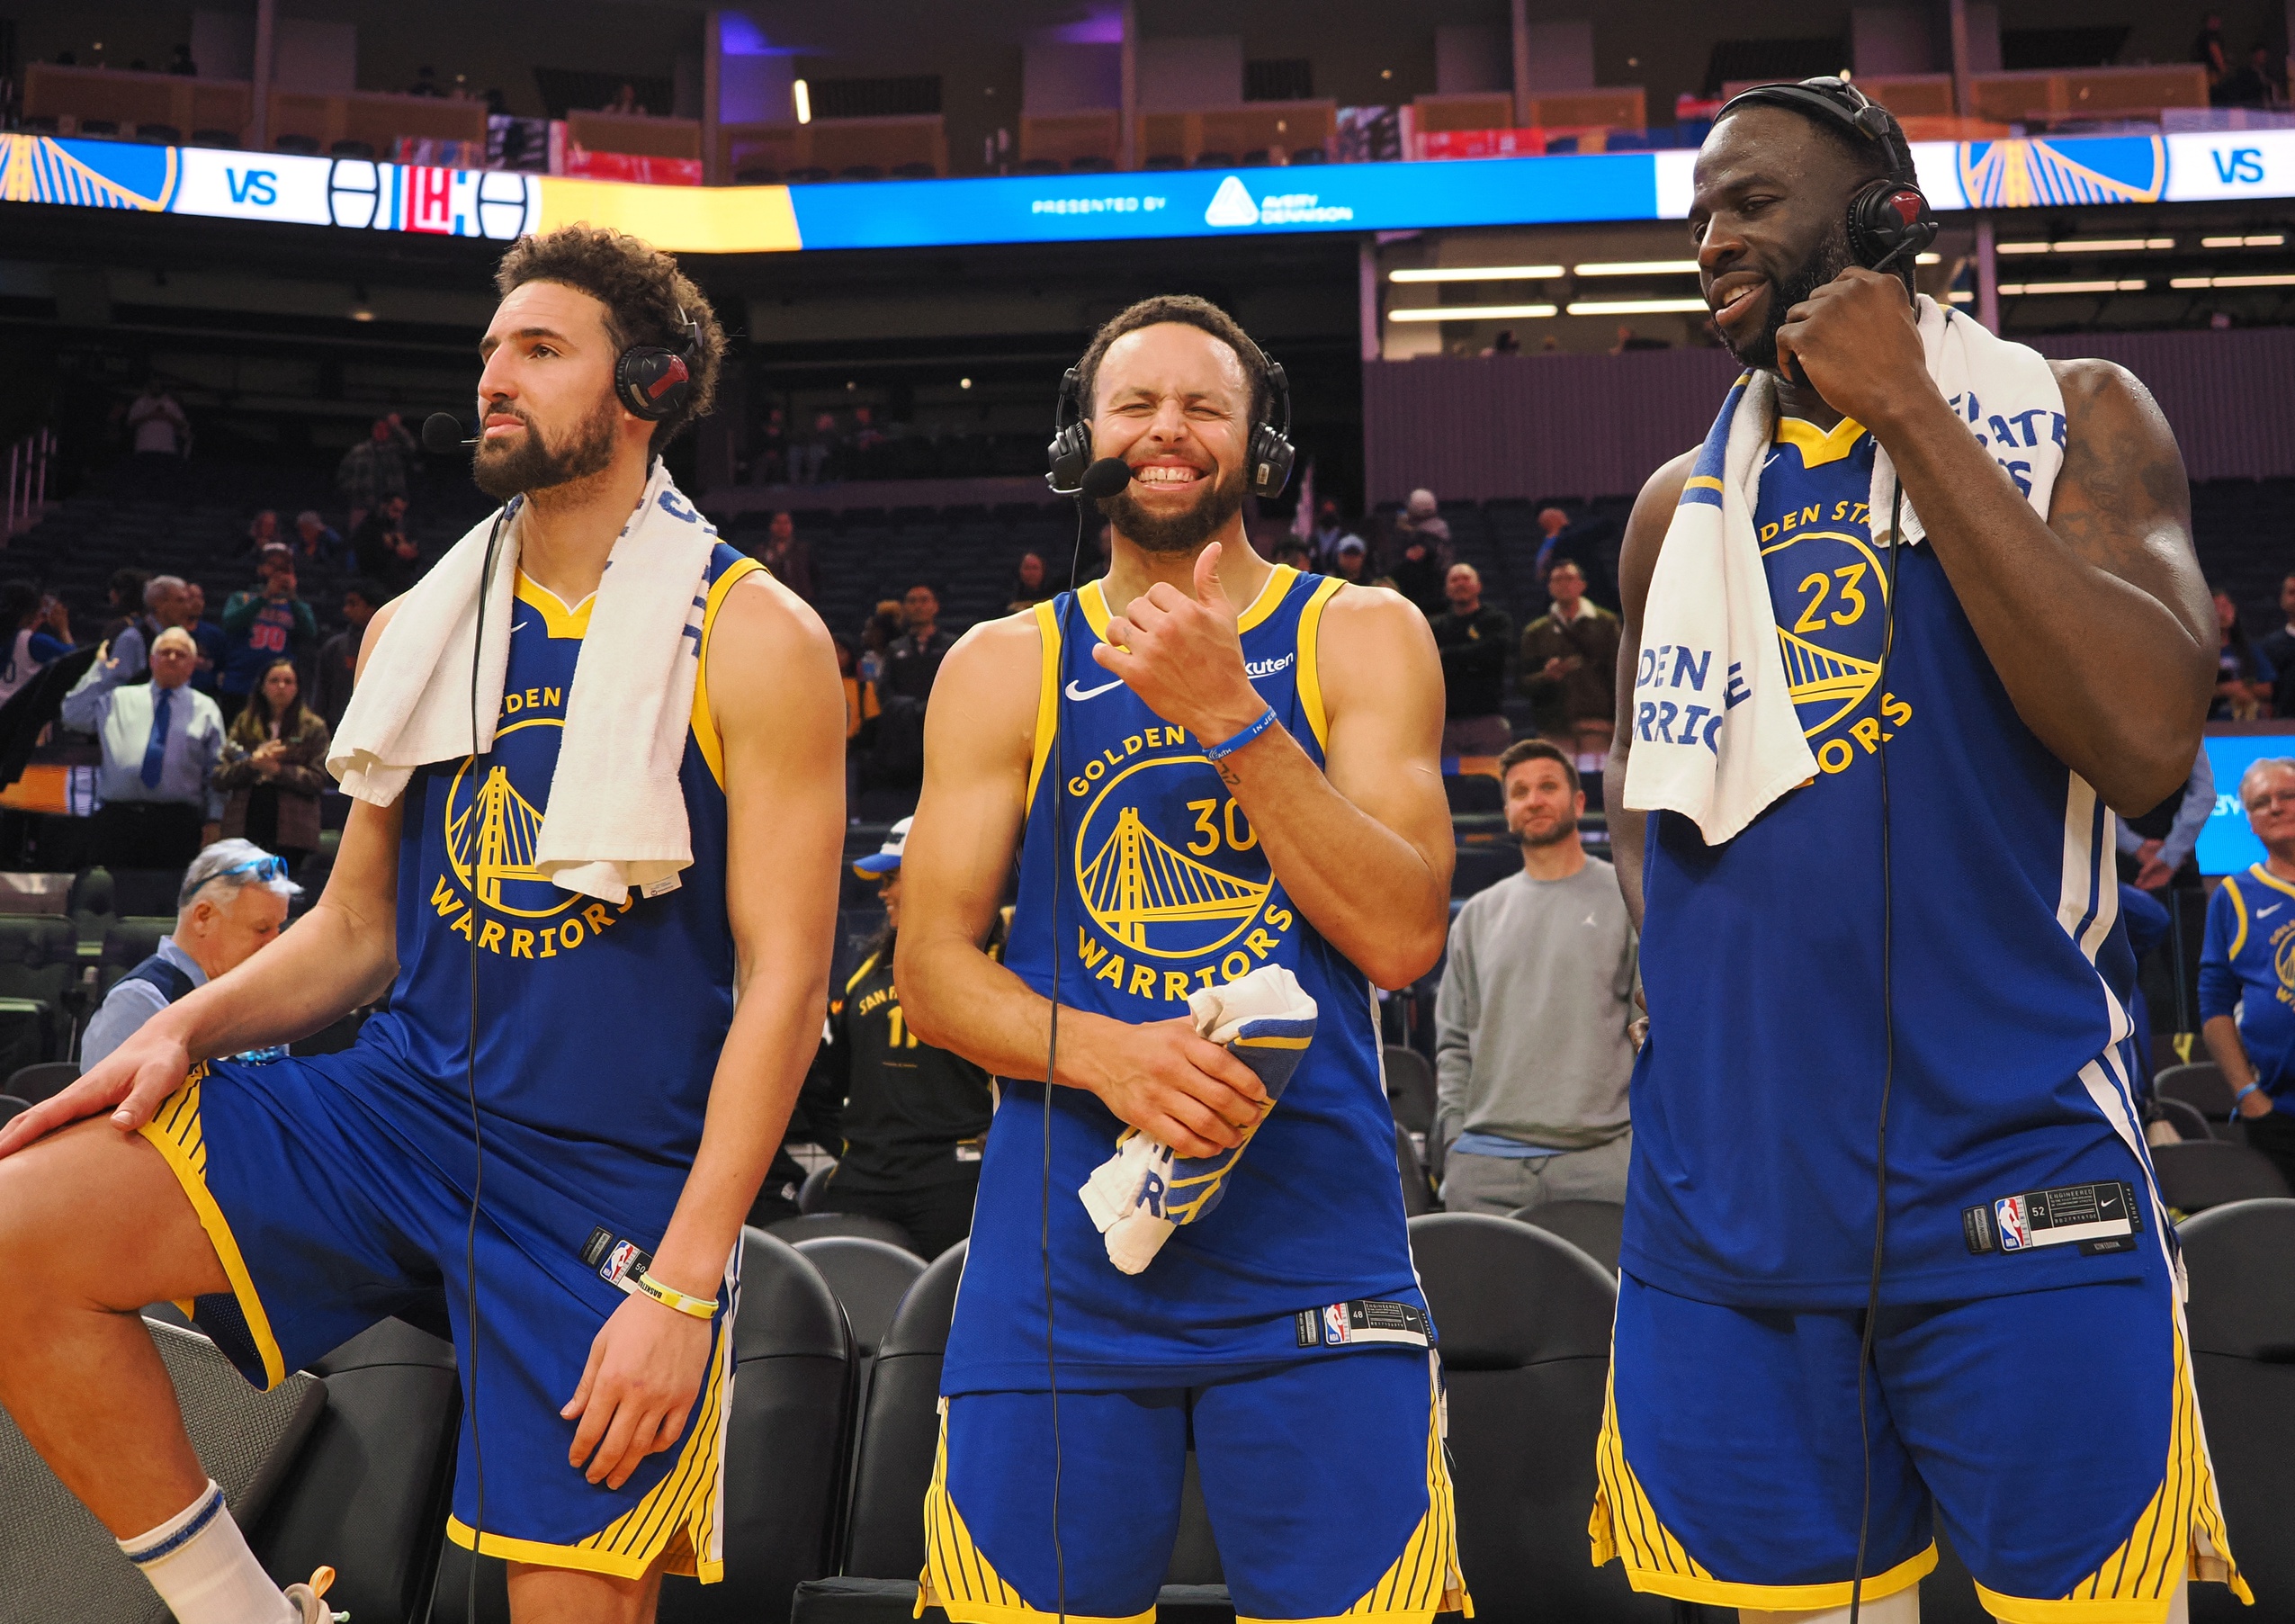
left=1622, top=295, right=2065, bottom=844
left=327, top=460, right=723, bottom=902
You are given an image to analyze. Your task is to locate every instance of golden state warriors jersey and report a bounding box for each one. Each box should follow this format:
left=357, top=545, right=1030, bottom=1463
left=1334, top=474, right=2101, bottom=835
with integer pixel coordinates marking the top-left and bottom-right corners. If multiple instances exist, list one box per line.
left=355, top=541, right=761, bottom=1206
left=943, top=568, right=1425, bottom=1393
left=1628, top=416, right=2156, bottom=1308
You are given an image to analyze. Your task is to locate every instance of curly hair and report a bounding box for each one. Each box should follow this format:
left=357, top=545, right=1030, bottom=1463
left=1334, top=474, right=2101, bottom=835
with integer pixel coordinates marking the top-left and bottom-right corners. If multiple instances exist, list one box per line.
left=1073, top=293, right=1271, bottom=427
left=493, top=224, right=727, bottom=455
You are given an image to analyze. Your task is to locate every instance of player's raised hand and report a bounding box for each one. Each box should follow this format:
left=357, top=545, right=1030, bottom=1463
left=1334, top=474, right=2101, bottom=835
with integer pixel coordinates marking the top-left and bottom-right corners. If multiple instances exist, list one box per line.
left=1065, top=1012, right=1268, bottom=1159
left=562, top=1288, right=713, bottom=1490
left=1094, top=543, right=1266, bottom=746
left=0, top=1019, right=194, bottom=1159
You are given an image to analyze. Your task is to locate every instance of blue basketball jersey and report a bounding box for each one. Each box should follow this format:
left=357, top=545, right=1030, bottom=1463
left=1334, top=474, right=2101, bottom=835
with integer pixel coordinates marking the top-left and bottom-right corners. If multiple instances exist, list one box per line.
left=2199, top=867, right=2295, bottom=1111
left=1627, top=417, right=2156, bottom=1308
left=943, top=568, right=1426, bottom=1394
left=353, top=541, right=761, bottom=1218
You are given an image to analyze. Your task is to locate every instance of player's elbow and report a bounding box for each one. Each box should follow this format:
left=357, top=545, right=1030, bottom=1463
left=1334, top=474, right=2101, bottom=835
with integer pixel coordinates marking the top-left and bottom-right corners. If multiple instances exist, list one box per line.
left=892, top=933, right=958, bottom=1049
left=1357, top=916, right=1446, bottom=993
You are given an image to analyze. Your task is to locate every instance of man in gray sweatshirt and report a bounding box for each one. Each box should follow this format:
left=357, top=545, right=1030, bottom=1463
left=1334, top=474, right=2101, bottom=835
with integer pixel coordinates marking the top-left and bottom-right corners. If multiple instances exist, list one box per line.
left=1434, top=738, right=1637, bottom=1215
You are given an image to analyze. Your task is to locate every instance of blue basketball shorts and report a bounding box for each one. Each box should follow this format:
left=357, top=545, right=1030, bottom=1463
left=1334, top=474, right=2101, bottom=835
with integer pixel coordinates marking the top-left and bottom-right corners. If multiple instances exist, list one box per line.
left=919, top=1348, right=1470, bottom=1624
left=137, top=1052, right=736, bottom=1583
left=1592, top=1238, right=2250, bottom=1622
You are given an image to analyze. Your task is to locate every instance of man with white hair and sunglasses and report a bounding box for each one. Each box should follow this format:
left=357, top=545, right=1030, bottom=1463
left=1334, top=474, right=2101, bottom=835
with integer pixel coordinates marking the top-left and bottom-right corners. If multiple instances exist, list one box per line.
left=2199, top=755, right=2295, bottom=1190
left=81, top=842, right=300, bottom=1070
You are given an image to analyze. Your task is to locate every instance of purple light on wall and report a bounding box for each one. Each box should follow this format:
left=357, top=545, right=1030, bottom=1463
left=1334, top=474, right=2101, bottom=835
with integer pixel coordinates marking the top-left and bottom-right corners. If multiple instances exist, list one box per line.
left=1043, top=5, right=1125, bottom=44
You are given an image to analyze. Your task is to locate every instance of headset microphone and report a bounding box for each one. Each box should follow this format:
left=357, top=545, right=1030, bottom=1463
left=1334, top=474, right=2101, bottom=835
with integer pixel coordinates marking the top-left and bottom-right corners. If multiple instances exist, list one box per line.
left=1078, top=457, right=1133, bottom=502
left=422, top=411, right=479, bottom=453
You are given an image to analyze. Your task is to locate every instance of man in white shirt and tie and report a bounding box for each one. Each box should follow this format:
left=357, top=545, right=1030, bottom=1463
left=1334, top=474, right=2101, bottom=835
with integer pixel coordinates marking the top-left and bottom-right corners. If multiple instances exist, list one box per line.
left=63, top=627, right=225, bottom=871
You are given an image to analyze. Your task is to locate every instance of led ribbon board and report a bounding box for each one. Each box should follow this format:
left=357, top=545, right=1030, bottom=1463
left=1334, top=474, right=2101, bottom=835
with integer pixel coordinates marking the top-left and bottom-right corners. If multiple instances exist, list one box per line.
left=4, top=128, right=2292, bottom=252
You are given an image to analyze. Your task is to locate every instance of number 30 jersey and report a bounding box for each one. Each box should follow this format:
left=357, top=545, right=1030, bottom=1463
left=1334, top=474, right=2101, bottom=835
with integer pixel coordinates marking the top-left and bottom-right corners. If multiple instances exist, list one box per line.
left=943, top=567, right=1425, bottom=1395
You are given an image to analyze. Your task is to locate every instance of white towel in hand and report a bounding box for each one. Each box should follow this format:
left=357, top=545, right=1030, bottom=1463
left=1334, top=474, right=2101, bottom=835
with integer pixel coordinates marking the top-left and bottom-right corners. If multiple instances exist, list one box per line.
left=1622, top=295, right=2063, bottom=845
left=1079, top=965, right=1319, bottom=1275
left=327, top=461, right=723, bottom=902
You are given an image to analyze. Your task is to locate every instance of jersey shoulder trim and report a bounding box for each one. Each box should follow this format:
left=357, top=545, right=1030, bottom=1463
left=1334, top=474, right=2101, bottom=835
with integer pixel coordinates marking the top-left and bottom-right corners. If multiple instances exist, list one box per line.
left=1026, top=600, right=1062, bottom=807
left=2245, top=862, right=2295, bottom=904
left=2223, top=875, right=2250, bottom=960
left=691, top=554, right=767, bottom=790
left=514, top=573, right=594, bottom=640
left=1296, top=574, right=1347, bottom=749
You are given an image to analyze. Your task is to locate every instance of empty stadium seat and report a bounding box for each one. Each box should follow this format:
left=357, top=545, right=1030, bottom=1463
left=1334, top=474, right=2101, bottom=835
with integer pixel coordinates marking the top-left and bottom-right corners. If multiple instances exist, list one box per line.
left=2156, top=1061, right=2235, bottom=1120
left=1396, top=1121, right=1434, bottom=1216
left=0, top=917, right=79, bottom=1072
left=432, top=1227, right=856, bottom=1624
left=2152, top=1141, right=2291, bottom=1213
left=4, top=1061, right=76, bottom=1103
left=772, top=1212, right=919, bottom=1253
left=793, top=1235, right=924, bottom=1371
left=1451, top=845, right=1518, bottom=898
left=1509, top=1198, right=1626, bottom=1275
left=2178, top=1198, right=2295, bottom=1622
left=107, top=867, right=185, bottom=919
left=2147, top=1095, right=2216, bottom=1144
left=1443, top=773, right=1503, bottom=813
left=1383, top=1044, right=1436, bottom=1134
left=0, top=1095, right=26, bottom=1126
left=248, top=1318, right=461, bottom=1624
left=96, top=919, right=175, bottom=1000
left=800, top=1162, right=836, bottom=1213
left=1407, top=1213, right=1670, bottom=1620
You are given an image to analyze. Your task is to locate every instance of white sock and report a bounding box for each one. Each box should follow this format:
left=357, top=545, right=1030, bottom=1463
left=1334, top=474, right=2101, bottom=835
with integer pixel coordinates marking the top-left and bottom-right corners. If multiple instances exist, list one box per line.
left=118, top=1479, right=296, bottom=1624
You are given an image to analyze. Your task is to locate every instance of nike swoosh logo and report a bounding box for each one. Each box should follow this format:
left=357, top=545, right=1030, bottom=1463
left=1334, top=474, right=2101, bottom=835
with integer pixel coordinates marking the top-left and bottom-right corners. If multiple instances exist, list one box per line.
left=1065, top=677, right=1124, bottom=701
left=2263, top=903, right=2284, bottom=919
left=509, top=616, right=533, bottom=634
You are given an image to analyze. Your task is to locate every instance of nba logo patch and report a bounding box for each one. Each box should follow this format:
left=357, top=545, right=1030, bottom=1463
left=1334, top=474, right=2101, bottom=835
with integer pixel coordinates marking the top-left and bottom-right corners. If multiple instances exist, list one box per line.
left=1323, top=1304, right=1351, bottom=1346
left=1995, top=1196, right=2031, bottom=1251
left=600, top=1240, right=644, bottom=1286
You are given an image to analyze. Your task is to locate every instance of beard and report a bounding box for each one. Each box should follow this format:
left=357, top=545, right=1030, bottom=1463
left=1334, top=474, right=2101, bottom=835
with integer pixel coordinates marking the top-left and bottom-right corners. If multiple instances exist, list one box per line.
left=1722, top=221, right=1855, bottom=375
left=471, top=393, right=621, bottom=499
left=1516, top=816, right=1577, bottom=850
left=1101, top=461, right=1248, bottom=556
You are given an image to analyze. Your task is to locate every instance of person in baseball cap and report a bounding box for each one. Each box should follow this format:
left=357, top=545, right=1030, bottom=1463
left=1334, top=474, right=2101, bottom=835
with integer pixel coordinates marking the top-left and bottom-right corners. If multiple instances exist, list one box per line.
left=851, top=816, right=910, bottom=877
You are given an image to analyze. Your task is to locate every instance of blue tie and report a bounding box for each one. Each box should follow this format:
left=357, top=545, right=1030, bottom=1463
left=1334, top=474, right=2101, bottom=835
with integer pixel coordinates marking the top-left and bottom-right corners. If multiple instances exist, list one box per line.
left=139, top=686, right=173, bottom=790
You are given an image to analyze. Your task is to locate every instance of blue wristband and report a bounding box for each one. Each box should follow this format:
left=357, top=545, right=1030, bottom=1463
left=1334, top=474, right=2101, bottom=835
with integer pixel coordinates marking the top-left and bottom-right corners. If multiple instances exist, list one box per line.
left=2233, top=1081, right=2263, bottom=1118
left=1203, top=706, right=1279, bottom=762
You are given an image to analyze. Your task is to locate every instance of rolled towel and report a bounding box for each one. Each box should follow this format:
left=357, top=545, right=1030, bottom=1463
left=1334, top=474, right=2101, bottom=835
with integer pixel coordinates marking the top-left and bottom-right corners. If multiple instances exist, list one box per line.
left=1079, top=965, right=1318, bottom=1274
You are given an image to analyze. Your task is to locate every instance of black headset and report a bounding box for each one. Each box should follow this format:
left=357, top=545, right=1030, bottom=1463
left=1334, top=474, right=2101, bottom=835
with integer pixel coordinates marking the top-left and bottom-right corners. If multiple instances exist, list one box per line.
left=1046, top=346, right=1296, bottom=500
left=614, top=307, right=704, bottom=422
left=1716, top=76, right=1938, bottom=281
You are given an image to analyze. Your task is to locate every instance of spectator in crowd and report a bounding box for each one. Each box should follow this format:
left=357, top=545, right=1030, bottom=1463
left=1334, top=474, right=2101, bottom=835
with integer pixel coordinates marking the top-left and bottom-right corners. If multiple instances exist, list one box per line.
left=1490, top=328, right=1521, bottom=355
left=1008, top=552, right=1053, bottom=612
left=2194, top=13, right=2229, bottom=87
left=1386, top=507, right=1450, bottom=618
left=1434, top=740, right=1637, bottom=1213
left=2213, top=585, right=2274, bottom=719
left=2201, top=757, right=2295, bottom=1189
left=121, top=576, right=200, bottom=690
left=2119, top=743, right=2213, bottom=891
left=78, top=840, right=299, bottom=1070
left=835, top=635, right=880, bottom=762
left=1520, top=559, right=1622, bottom=767
left=247, top=510, right=281, bottom=555
left=313, top=580, right=377, bottom=731
left=1328, top=534, right=1372, bottom=585
left=758, top=509, right=813, bottom=602
left=0, top=581, right=72, bottom=709
left=1274, top=537, right=1314, bottom=573
left=293, top=508, right=345, bottom=568
left=2260, top=571, right=2295, bottom=677
left=811, top=818, right=993, bottom=1257
left=857, top=599, right=903, bottom=687
left=167, top=42, right=197, bottom=76
left=884, top=583, right=955, bottom=702
left=1308, top=499, right=1363, bottom=570
left=127, top=383, right=189, bottom=461
left=220, top=557, right=318, bottom=722
left=2216, top=43, right=2284, bottom=105
left=1430, top=562, right=1513, bottom=757
left=605, top=82, right=643, bottom=115
left=213, top=659, right=331, bottom=880
left=1532, top=506, right=1573, bottom=580
left=100, top=568, right=154, bottom=681
left=182, top=581, right=225, bottom=698
left=335, top=414, right=417, bottom=533
left=63, top=626, right=225, bottom=870
left=1078, top=518, right=1114, bottom=585
left=352, top=493, right=421, bottom=590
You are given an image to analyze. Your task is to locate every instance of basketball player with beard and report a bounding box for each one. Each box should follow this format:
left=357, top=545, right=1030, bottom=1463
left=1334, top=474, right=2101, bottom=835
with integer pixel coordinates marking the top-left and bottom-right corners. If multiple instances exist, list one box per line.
left=1598, top=87, right=2240, bottom=1622
left=895, top=296, right=1466, bottom=1623
left=0, top=226, right=845, bottom=1624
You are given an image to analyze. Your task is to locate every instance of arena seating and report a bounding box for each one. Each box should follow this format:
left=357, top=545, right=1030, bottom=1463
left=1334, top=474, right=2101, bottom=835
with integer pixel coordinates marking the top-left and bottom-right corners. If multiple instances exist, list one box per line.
left=2179, top=1198, right=2295, bottom=1623
left=2157, top=1061, right=2237, bottom=1120
left=2151, top=1141, right=2293, bottom=1213
left=1383, top=1044, right=1437, bottom=1135
left=1509, top=1198, right=1626, bottom=1276
left=770, top=1211, right=919, bottom=1253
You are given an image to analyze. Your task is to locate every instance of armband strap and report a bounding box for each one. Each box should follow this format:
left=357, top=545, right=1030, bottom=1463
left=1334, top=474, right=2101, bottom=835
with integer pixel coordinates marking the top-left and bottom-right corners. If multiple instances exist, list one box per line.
left=633, top=1271, right=719, bottom=1320
left=1203, top=706, right=1279, bottom=762
left=2232, top=1081, right=2263, bottom=1119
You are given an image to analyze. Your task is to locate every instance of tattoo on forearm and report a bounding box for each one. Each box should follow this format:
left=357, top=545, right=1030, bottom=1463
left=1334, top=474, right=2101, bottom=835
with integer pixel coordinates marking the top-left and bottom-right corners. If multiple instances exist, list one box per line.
left=1215, top=763, right=1241, bottom=787
left=2047, top=372, right=2191, bottom=587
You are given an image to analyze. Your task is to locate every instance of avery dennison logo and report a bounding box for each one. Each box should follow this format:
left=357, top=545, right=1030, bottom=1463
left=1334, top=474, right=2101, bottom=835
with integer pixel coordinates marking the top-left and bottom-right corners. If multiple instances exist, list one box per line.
left=1204, top=175, right=1355, bottom=229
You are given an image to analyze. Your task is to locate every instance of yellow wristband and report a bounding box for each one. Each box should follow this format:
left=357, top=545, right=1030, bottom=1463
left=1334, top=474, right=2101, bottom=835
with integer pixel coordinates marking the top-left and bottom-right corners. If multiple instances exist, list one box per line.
left=632, top=1271, right=718, bottom=1320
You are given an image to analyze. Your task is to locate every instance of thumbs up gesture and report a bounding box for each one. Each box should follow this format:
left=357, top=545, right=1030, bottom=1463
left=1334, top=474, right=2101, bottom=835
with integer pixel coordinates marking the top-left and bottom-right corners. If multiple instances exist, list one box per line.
left=1095, top=543, right=1269, bottom=747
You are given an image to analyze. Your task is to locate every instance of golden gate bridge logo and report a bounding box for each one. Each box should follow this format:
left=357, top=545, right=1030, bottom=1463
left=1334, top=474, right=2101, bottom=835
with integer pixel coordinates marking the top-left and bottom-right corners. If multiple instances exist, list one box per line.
left=444, top=731, right=578, bottom=920
left=1776, top=630, right=1883, bottom=739
left=1077, top=803, right=1269, bottom=959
